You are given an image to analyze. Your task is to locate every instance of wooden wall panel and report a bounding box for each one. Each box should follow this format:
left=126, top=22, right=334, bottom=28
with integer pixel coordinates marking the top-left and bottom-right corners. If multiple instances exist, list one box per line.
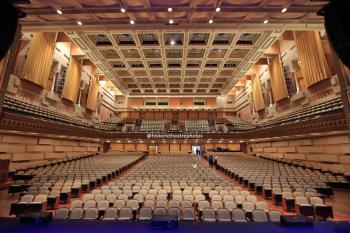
left=159, top=144, right=169, bottom=152
left=170, top=143, right=180, bottom=152
left=86, top=75, right=99, bottom=111
left=124, top=144, right=136, bottom=151
left=111, top=144, right=124, bottom=151
left=178, top=112, right=188, bottom=120
left=144, top=112, right=154, bottom=119
left=164, top=112, right=173, bottom=120
left=295, top=31, right=332, bottom=87
left=62, top=57, right=81, bottom=102
left=189, top=112, right=198, bottom=120
left=181, top=144, right=191, bottom=152
left=21, top=32, right=57, bottom=86
left=136, top=144, right=147, bottom=151
left=154, top=112, right=163, bottom=119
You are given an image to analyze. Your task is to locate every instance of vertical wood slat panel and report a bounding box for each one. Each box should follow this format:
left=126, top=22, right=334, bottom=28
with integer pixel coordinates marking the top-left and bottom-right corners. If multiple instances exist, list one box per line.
left=86, top=75, right=99, bottom=111
left=252, top=75, right=266, bottom=111
left=295, top=31, right=332, bottom=87
left=21, top=32, right=57, bottom=86
left=269, top=55, right=288, bottom=102
left=62, top=57, right=81, bottom=103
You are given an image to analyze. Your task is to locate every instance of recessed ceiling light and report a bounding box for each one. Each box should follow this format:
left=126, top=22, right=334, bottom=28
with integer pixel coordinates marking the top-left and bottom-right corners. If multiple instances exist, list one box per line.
left=168, top=8, right=173, bottom=12
left=281, top=8, right=287, bottom=13
left=77, top=21, right=82, bottom=26
left=127, top=140, right=131, bottom=143
left=229, top=140, right=233, bottom=143
left=56, top=9, right=62, bottom=15
left=170, top=40, right=175, bottom=45
left=116, top=140, right=121, bottom=143
left=239, top=140, right=243, bottom=143
left=263, top=19, right=269, bottom=24
left=130, top=19, right=135, bottom=24
left=121, top=8, right=126, bottom=13
left=209, top=19, right=213, bottom=24
left=216, top=7, right=221, bottom=12
left=169, top=19, right=174, bottom=24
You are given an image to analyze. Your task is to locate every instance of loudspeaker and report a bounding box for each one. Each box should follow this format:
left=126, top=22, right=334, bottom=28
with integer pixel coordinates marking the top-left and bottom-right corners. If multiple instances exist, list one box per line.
left=19, top=212, right=53, bottom=224
left=280, top=215, right=313, bottom=227
left=151, top=215, right=179, bottom=229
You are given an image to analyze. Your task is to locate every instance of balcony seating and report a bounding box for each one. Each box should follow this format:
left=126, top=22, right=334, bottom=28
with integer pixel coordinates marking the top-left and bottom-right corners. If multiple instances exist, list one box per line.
left=184, top=120, right=209, bottom=132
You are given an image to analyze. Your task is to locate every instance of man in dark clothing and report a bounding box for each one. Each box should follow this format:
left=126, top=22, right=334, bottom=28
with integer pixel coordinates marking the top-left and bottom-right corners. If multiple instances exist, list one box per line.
left=214, top=156, right=218, bottom=169
left=208, top=155, right=213, bottom=168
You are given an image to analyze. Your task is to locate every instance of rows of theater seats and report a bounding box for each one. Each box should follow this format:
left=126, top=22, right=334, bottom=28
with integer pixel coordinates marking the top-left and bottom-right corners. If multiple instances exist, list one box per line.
left=2, top=96, right=119, bottom=132
left=225, top=97, right=343, bottom=132
left=224, top=116, right=255, bottom=131
left=9, top=153, right=145, bottom=216
left=50, top=155, right=280, bottom=222
left=93, top=118, right=123, bottom=131
left=258, top=97, right=343, bottom=129
left=213, top=155, right=348, bottom=220
left=139, top=120, right=169, bottom=132
left=260, top=154, right=350, bottom=180
left=184, top=120, right=209, bottom=132
left=9, top=153, right=96, bottom=175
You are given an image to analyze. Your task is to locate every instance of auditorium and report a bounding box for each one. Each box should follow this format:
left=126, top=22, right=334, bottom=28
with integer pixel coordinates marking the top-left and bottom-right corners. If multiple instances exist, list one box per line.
left=0, top=0, right=349, bottom=232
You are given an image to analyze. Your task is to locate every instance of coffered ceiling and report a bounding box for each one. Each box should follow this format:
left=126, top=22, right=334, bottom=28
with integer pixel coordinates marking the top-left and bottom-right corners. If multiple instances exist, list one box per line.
left=15, top=0, right=328, bottom=96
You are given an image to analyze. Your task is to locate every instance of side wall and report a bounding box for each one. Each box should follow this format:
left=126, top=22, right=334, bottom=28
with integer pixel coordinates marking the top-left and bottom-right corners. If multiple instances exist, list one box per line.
left=248, top=133, right=350, bottom=172
left=0, top=133, right=100, bottom=162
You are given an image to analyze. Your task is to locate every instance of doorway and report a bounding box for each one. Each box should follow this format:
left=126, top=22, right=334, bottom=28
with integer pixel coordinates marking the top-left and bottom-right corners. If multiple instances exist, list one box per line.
left=149, top=145, right=158, bottom=155
left=192, top=145, right=202, bottom=155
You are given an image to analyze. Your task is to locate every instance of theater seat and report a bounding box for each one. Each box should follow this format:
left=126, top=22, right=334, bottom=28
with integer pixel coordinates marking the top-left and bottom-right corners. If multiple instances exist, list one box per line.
left=54, top=208, right=69, bottom=220
left=102, top=208, right=118, bottom=220
left=252, top=210, right=268, bottom=222
left=139, top=207, right=152, bottom=220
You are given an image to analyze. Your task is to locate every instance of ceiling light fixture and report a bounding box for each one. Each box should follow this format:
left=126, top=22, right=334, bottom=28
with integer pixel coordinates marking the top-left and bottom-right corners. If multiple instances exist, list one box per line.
left=216, top=7, right=221, bottom=12
left=130, top=19, right=135, bottom=24
left=121, top=8, right=126, bottom=13
left=263, top=19, right=269, bottom=24
left=77, top=21, right=82, bottom=26
left=56, top=9, right=62, bottom=15
left=209, top=19, right=213, bottom=24
left=168, top=8, right=173, bottom=12
left=169, top=19, right=174, bottom=24
left=281, top=8, right=287, bottom=13
left=170, top=39, right=175, bottom=45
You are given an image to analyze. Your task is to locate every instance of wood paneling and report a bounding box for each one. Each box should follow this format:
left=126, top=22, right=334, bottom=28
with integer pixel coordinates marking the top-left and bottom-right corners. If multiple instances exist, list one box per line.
left=62, top=57, right=81, bottom=102
left=295, top=31, right=332, bottom=87
left=21, top=32, right=57, bottom=86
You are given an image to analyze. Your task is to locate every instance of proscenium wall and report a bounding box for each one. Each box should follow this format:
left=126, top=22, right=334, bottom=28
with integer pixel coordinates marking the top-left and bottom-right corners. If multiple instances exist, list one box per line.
left=0, top=133, right=100, bottom=162
left=248, top=133, right=350, bottom=172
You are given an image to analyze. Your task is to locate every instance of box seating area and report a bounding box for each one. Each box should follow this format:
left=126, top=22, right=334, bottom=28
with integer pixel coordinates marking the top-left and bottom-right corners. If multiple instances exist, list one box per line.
left=225, top=97, right=343, bottom=132
left=214, top=155, right=347, bottom=220
left=258, top=97, right=343, bottom=129
left=184, top=120, right=209, bottom=132
left=224, top=116, right=255, bottom=131
left=8, top=153, right=144, bottom=216
left=51, top=155, right=280, bottom=222
left=3, top=96, right=343, bottom=134
left=140, top=120, right=169, bottom=132
left=2, top=96, right=119, bottom=132
left=93, top=118, right=123, bottom=131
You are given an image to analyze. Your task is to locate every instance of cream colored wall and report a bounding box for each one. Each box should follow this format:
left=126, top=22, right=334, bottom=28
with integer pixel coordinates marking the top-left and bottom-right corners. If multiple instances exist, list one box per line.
left=248, top=134, right=350, bottom=172
left=0, top=133, right=100, bottom=162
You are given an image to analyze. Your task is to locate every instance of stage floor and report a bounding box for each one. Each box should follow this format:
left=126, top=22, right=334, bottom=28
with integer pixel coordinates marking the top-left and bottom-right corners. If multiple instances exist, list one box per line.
left=0, top=219, right=349, bottom=233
